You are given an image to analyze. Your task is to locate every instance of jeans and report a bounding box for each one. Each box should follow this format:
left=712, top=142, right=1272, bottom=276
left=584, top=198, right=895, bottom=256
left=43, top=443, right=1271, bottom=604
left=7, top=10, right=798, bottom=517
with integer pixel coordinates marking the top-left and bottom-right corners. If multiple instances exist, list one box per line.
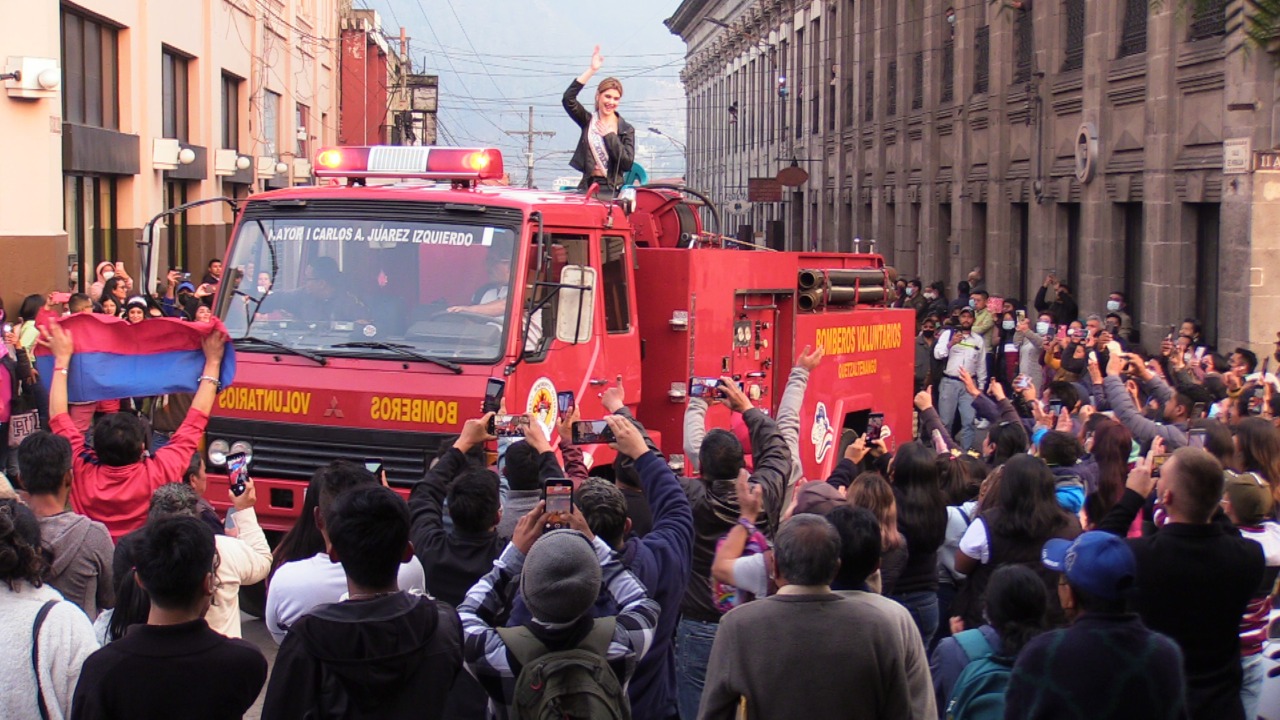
left=891, top=590, right=940, bottom=649
left=1241, top=652, right=1264, bottom=720
left=938, top=377, right=977, bottom=450
left=151, top=431, right=173, bottom=452
left=931, top=581, right=958, bottom=652
left=676, top=617, right=718, bottom=720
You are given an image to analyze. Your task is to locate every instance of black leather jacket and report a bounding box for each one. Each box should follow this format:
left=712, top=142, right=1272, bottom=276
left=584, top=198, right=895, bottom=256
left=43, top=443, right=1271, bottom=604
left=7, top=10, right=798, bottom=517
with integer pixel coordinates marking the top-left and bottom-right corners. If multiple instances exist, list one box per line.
left=562, top=79, right=635, bottom=189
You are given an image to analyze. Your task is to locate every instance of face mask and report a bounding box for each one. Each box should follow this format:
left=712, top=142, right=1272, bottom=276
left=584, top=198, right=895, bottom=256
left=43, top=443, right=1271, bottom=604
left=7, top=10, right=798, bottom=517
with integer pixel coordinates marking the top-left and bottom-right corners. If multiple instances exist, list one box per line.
left=102, top=271, right=114, bottom=280
left=968, top=299, right=977, bottom=309
left=1036, top=321, right=1051, bottom=335
left=922, top=328, right=936, bottom=338
left=1106, top=300, right=1120, bottom=312
left=257, top=286, right=269, bottom=294
left=1002, top=320, right=1015, bottom=331
left=905, top=287, right=915, bottom=296
left=924, top=292, right=936, bottom=300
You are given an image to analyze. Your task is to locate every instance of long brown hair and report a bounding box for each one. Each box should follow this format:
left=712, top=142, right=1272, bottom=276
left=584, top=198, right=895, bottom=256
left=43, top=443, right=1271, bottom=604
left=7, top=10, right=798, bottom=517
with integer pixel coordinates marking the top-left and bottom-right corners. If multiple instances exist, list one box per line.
left=1085, top=419, right=1132, bottom=527
left=1237, top=417, right=1280, bottom=509
left=847, top=472, right=904, bottom=551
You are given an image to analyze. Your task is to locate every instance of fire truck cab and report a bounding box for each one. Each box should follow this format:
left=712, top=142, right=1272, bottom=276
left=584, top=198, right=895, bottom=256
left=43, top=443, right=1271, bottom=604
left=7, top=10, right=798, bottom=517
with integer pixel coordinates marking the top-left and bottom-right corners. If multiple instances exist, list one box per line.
left=207, top=145, right=915, bottom=532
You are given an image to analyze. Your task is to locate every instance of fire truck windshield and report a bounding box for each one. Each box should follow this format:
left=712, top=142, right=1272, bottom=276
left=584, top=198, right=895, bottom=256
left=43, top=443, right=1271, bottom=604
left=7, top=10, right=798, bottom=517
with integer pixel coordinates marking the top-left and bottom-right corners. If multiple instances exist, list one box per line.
left=218, top=216, right=519, bottom=363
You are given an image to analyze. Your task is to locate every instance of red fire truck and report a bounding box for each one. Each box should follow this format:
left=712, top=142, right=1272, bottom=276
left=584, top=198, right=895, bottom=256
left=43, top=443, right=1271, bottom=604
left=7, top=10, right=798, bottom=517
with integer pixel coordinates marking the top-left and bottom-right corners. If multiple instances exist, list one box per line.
left=207, top=145, right=915, bottom=532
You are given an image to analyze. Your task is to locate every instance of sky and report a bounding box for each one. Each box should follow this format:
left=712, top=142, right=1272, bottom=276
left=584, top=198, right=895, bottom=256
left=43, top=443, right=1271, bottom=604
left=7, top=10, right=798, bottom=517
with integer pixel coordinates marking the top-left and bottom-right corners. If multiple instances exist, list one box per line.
left=358, top=0, right=689, bottom=189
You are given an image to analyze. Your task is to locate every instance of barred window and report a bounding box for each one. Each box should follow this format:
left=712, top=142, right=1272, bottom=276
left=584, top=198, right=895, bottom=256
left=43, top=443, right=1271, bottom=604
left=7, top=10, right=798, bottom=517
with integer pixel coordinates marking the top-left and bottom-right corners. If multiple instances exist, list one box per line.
left=864, top=69, right=875, bottom=122
left=974, top=25, right=990, bottom=95
left=941, top=38, right=955, bottom=104
left=1188, top=0, right=1226, bottom=41
left=887, top=60, right=898, bottom=117
left=1062, top=0, right=1085, bottom=72
left=912, top=51, right=923, bottom=110
left=1119, top=0, right=1147, bottom=57
left=1012, top=7, right=1033, bottom=84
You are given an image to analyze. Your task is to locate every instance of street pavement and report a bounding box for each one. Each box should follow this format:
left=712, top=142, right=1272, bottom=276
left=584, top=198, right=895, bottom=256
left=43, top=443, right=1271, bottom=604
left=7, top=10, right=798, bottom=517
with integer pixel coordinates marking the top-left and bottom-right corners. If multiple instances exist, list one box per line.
left=241, top=614, right=278, bottom=720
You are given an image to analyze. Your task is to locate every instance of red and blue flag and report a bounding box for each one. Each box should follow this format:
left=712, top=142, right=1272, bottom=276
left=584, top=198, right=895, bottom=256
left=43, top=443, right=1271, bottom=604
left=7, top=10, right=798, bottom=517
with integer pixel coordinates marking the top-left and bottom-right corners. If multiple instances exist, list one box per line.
left=35, top=314, right=235, bottom=403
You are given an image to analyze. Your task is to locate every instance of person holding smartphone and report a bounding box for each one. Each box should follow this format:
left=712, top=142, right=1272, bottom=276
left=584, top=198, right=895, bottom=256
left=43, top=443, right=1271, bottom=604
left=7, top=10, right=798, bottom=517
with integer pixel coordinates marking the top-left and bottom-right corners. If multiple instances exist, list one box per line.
left=934, top=307, right=987, bottom=451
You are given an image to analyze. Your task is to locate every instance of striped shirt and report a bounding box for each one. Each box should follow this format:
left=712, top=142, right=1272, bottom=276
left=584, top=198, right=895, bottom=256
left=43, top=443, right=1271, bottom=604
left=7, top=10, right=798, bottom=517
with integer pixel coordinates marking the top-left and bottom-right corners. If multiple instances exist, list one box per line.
left=458, top=538, right=660, bottom=720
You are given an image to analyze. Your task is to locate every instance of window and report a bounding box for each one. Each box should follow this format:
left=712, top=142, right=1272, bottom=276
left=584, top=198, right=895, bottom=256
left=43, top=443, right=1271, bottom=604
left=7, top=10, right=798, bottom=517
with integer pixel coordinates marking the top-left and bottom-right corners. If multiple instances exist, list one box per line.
left=887, top=60, right=898, bottom=117
left=864, top=69, right=875, bottom=122
left=912, top=51, right=924, bottom=110
left=1119, top=0, right=1148, bottom=57
left=777, top=41, right=787, bottom=141
left=60, top=9, right=119, bottom=129
left=794, top=28, right=805, bottom=138
left=1192, top=203, right=1220, bottom=345
left=64, top=175, right=117, bottom=292
left=264, top=91, right=281, bottom=157
left=1013, top=7, right=1033, bottom=84
left=296, top=103, right=310, bottom=157
left=974, top=26, right=990, bottom=95
left=810, top=18, right=821, bottom=134
left=600, top=236, right=631, bottom=332
left=1062, top=0, right=1086, bottom=71
left=222, top=74, right=241, bottom=150
left=941, top=38, right=955, bottom=104
left=162, top=50, right=190, bottom=142
left=164, top=180, right=189, bottom=271
left=1188, top=0, right=1226, bottom=41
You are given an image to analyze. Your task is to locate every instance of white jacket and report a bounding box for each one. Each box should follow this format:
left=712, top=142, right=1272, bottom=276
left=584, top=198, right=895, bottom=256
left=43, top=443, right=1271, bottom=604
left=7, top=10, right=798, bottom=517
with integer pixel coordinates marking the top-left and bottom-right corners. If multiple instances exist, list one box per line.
left=0, top=581, right=99, bottom=720
left=204, top=507, right=272, bottom=638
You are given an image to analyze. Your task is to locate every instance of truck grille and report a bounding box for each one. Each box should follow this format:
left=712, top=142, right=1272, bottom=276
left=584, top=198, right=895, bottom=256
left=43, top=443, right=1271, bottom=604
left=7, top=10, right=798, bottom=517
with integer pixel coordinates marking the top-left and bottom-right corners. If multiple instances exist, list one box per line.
left=205, top=417, right=446, bottom=487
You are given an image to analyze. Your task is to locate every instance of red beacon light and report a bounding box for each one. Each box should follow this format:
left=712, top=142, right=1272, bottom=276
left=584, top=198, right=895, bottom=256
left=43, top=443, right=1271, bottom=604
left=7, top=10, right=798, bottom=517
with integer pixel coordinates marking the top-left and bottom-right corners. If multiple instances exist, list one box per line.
left=312, top=145, right=504, bottom=184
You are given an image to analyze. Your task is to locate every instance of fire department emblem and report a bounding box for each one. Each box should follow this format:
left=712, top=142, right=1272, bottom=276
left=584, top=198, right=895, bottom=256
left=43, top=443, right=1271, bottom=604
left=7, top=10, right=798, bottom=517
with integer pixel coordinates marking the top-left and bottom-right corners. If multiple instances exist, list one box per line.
left=526, top=377, right=557, bottom=438
left=811, top=402, right=834, bottom=463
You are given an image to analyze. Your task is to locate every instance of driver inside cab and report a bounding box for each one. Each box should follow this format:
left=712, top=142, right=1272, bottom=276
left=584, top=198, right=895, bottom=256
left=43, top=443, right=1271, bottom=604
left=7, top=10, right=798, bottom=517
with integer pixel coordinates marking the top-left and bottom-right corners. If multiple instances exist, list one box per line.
left=446, top=240, right=569, bottom=352
left=269, top=256, right=367, bottom=322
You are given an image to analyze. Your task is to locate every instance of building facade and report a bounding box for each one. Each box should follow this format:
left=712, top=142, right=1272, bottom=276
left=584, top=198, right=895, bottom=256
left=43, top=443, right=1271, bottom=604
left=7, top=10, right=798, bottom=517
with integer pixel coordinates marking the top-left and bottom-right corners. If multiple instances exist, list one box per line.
left=0, top=0, right=338, bottom=311
left=667, top=0, right=1280, bottom=354
left=337, top=6, right=438, bottom=148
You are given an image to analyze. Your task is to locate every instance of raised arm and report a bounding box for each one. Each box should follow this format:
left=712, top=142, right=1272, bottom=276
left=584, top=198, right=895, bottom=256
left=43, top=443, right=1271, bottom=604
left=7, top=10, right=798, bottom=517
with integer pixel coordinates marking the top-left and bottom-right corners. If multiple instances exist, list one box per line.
left=562, top=46, right=602, bottom=127
left=683, top=397, right=708, bottom=473
left=777, top=346, right=823, bottom=486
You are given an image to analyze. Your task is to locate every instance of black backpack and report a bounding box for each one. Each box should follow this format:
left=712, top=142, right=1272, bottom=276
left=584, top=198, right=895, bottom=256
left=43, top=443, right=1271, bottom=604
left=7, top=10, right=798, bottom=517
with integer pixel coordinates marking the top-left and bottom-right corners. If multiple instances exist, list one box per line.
left=496, top=618, right=630, bottom=720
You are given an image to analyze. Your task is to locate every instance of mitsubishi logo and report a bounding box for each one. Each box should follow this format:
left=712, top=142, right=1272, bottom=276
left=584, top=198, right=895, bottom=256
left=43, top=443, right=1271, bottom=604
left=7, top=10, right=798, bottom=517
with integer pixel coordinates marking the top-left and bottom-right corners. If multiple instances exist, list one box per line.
left=324, top=396, right=344, bottom=418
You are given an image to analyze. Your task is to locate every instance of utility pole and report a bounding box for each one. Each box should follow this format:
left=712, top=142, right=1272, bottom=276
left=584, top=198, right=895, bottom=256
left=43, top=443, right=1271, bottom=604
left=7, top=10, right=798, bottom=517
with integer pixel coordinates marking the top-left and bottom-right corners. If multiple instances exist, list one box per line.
left=506, top=106, right=555, bottom=188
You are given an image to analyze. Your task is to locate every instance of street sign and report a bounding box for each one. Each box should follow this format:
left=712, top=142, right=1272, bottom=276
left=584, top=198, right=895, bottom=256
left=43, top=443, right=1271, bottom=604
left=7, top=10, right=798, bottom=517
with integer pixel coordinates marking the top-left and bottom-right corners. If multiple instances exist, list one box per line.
left=1256, top=150, right=1280, bottom=172
left=748, top=176, right=784, bottom=202
left=1224, top=138, right=1251, bottom=174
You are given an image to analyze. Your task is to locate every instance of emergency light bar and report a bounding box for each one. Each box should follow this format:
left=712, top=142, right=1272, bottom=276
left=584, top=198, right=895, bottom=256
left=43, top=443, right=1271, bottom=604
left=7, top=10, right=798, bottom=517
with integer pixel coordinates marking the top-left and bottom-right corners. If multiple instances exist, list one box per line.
left=313, top=145, right=504, bottom=181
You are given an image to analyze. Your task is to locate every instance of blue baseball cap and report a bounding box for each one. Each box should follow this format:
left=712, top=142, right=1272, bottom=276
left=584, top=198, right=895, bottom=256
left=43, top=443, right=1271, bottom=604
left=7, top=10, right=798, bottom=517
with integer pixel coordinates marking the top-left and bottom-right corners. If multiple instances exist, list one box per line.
left=1041, top=531, right=1136, bottom=601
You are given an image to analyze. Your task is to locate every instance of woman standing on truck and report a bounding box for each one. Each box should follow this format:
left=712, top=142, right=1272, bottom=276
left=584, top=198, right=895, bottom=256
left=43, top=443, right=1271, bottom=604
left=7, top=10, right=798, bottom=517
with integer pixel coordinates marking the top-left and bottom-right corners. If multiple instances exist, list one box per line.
left=563, top=45, right=634, bottom=191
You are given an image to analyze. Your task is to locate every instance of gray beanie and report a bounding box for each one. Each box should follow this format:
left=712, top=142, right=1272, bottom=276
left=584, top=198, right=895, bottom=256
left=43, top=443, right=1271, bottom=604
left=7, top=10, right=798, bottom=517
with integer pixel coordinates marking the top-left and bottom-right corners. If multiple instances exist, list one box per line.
left=522, top=530, right=602, bottom=624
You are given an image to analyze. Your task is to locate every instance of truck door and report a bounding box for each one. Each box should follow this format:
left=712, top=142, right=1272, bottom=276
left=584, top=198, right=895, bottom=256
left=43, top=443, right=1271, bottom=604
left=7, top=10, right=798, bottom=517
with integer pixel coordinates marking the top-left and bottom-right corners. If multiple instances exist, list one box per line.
left=597, top=234, right=641, bottom=401
left=731, top=291, right=781, bottom=413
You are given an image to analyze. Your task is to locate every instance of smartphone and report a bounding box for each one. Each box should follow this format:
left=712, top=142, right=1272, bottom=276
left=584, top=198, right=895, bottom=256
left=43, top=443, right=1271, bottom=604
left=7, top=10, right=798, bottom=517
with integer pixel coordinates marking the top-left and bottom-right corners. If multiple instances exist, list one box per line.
left=689, top=376, right=724, bottom=399
left=1056, top=326, right=1068, bottom=342
left=1, top=323, right=11, bottom=335
left=1167, top=325, right=1177, bottom=341
left=557, top=390, right=576, bottom=415
left=363, top=457, right=384, bottom=477
left=866, top=412, right=885, bottom=441
left=1191, top=402, right=1206, bottom=420
left=1088, top=351, right=1098, bottom=364
left=1014, top=375, right=1032, bottom=391
left=543, top=479, right=574, bottom=531
left=490, top=414, right=529, bottom=437
left=571, top=419, right=616, bottom=444
left=482, top=378, right=505, bottom=414
left=1187, top=428, right=1207, bottom=449
left=227, top=452, right=249, bottom=497
left=1151, top=453, right=1171, bottom=476
left=1263, top=357, right=1271, bottom=376
left=1248, top=391, right=1265, bottom=416
left=1016, top=309, right=1026, bottom=322
left=1048, top=399, right=1064, bottom=416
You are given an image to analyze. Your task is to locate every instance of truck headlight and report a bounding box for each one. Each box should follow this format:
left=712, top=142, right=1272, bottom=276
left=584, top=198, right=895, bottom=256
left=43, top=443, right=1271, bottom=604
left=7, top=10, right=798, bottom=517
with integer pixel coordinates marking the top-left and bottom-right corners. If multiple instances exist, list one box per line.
left=230, top=441, right=254, bottom=465
left=208, top=439, right=230, bottom=467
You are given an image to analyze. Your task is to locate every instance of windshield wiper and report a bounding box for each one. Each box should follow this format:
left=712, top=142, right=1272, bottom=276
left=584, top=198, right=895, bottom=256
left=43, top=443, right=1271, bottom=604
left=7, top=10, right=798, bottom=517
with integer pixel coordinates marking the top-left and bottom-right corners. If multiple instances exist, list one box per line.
left=234, top=336, right=328, bottom=366
left=330, top=342, right=463, bottom=374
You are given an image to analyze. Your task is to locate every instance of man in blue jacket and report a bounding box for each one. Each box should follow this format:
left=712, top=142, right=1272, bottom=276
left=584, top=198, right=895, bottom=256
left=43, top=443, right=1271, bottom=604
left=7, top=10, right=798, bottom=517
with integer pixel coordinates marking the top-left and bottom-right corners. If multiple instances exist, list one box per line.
left=505, top=410, right=692, bottom=719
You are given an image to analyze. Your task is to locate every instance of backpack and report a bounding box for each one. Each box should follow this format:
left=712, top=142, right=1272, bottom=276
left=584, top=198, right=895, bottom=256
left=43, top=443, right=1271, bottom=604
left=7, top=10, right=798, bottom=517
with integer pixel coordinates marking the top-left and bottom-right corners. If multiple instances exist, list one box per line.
left=945, top=629, right=1013, bottom=720
left=496, top=617, right=631, bottom=720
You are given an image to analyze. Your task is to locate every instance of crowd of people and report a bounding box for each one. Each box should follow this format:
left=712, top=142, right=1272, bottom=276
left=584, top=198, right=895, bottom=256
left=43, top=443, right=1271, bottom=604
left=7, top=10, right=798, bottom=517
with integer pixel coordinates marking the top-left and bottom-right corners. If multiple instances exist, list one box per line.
left=0, top=260, right=1277, bottom=720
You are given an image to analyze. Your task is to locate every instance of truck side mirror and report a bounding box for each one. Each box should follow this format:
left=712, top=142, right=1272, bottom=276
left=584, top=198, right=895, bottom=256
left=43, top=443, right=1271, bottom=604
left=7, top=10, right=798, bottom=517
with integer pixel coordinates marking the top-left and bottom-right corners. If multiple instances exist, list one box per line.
left=555, top=265, right=596, bottom=344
